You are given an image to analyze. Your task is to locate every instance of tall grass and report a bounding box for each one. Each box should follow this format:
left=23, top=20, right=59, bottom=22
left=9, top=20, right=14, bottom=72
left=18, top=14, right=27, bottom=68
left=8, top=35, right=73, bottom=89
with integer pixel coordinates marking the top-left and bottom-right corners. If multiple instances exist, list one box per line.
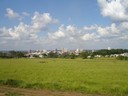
left=0, top=58, right=128, bottom=95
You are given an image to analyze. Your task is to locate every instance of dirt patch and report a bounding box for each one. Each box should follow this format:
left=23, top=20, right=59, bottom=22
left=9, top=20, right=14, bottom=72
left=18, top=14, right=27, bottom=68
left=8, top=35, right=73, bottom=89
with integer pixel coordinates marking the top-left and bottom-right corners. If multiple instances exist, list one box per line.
left=0, top=85, right=104, bottom=96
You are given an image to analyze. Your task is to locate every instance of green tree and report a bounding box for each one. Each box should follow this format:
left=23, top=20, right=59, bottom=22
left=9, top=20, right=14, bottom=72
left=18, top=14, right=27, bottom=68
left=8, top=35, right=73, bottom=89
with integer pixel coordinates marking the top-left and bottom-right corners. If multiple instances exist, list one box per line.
left=70, top=53, right=76, bottom=59
left=16, top=52, right=25, bottom=58
left=48, top=52, right=58, bottom=58
left=80, top=52, right=89, bottom=59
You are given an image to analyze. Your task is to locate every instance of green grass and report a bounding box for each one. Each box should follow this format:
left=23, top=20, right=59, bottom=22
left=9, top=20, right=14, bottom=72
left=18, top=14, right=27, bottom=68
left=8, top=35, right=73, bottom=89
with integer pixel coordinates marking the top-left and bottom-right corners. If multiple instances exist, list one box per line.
left=0, top=58, right=128, bottom=95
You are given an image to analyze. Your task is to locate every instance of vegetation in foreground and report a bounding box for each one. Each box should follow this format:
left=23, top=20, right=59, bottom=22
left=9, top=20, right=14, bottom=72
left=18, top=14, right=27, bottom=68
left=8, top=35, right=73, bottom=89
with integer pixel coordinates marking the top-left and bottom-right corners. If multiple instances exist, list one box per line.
left=0, top=58, right=128, bottom=96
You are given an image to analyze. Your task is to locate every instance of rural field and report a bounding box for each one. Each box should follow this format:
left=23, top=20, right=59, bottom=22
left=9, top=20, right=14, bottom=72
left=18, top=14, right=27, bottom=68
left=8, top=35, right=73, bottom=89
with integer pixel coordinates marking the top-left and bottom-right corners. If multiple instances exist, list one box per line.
left=0, top=58, right=128, bottom=96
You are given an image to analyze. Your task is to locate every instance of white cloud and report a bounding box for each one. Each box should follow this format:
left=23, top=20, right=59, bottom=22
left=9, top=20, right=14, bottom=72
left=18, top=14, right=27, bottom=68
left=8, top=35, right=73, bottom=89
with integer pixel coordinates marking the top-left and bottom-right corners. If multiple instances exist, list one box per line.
left=97, top=0, right=128, bottom=42
left=1, top=7, right=128, bottom=49
left=83, top=25, right=97, bottom=31
left=22, top=12, right=30, bottom=16
left=120, top=22, right=128, bottom=30
left=66, top=25, right=80, bottom=37
left=48, top=30, right=65, bottom=40
left=97, top=23, right=118, bottom=37
left=1, top=11, right=59, bottom=46
left=0, top=27, right=8, bottom=37
left=9, top=22, right=30, bottom=39
left=66, top=25, right=76, bottom=33
left=1, top=21, right=128, bottom=49
left=97, top=26, right=109, bottom=36
left=98, top=0, right=128, bottom=21
left=31, top=12, right=58, bottom=33
left=48, top=25, right=65, bottom=39
left=6, top=8, right=20, bottom=19
left=48, top=22, right=128, bottom=44
left=5, top=8, right=31, bottom=21
left=110, top=23, right=119, bottom=33
left=81, top=33, right=96, bottom=41
left=120, top=35, right=128, bottom=40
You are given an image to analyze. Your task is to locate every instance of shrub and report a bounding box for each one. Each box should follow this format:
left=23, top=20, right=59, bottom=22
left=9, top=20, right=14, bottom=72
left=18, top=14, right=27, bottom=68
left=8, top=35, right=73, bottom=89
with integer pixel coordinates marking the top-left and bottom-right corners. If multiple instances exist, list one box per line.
left=116, top=56, right=128, bottom=60
left=4, top=79, right=23, bottom=87
left=70, top=53, right=76, bottom=59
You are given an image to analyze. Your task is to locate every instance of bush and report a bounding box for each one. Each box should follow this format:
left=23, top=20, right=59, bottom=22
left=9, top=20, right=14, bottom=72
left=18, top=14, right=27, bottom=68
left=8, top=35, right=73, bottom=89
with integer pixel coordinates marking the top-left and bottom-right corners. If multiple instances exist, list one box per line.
left=3, top=79, right=23, bottom=87
left=47, top=52, right=58, bottom=58
left=116, top=56, right=128, bottom=60
left=80, top=52, right=89, bottom=59
left=70, top=53, right=76, bottom=59
left=25, top=83, right=43, bottom=89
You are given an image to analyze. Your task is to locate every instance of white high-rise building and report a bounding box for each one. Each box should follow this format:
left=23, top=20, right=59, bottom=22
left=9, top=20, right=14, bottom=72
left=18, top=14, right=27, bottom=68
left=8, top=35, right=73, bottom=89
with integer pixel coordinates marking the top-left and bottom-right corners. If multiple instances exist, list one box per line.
left=62, top=48, right=68, bottom=53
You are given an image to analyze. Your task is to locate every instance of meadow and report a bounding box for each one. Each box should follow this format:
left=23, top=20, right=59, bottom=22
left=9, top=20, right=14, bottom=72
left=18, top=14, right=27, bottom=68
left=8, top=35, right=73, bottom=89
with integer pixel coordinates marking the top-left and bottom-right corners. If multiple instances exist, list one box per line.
left=0, top=58, right=128, bottom=96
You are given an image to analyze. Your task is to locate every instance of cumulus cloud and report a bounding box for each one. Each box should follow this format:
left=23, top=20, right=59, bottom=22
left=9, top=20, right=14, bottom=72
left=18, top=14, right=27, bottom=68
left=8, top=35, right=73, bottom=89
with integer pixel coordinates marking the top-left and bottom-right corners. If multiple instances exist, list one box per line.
left=31, top=12, right=58, bottom=33
left=66, top=25, right=77, bottom=33
left=48, top=30, right=65, bottom=40
left=120, top=22, right=128, bottom=30
left=6, top=8, right=20, bottom=19
left=48, top=25, right=65, bottom=40
left=1, top=21, right=128, bottom=49
left=1, top=11, right=59, bottom=46
left=5, top=8, right=31, bottom=21
left=9, top=22, right=30, bottom=39
left=98, top=0, right=128, bottom=21
left=83, top=25, right=97, bottom=31
left=81, top=33, right=97, bottom=41
left=97, top=0, right=128, bottom=43
left=0, top=27, right=9, bottom=37
left=48, top=21, right=128, bottom=44
left=0, top=27, right=15, bottom=41
left=1, top=6, right=128, bottom=49
left=97, top=23, right=119, bottom=37
left=22, top=12, right=30, bottom=16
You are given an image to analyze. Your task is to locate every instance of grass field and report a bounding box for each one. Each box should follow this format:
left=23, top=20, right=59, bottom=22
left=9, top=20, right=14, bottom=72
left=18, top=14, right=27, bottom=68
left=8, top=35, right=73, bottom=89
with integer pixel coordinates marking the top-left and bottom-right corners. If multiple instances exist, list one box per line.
left=0, top=58, right=128, bottom=96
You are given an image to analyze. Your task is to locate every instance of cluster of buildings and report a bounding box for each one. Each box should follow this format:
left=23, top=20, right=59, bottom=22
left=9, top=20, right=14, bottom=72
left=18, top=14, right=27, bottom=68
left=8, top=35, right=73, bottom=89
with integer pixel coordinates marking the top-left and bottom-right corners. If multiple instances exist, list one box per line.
left=25, top=48, right=128, bottom=58
left=26, top=48, right=84, bottom=58
left=94, top=53, right=128, bottom=58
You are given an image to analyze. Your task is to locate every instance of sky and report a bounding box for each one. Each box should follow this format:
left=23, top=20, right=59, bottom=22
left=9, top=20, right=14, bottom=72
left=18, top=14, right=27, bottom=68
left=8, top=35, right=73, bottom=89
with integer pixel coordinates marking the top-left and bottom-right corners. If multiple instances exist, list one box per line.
left=0, top=0, right=128, bottom=50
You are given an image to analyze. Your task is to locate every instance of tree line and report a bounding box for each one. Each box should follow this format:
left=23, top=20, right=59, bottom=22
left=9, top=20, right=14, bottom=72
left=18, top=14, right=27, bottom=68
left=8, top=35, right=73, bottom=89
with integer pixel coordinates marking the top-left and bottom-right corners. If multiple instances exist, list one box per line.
left=0, top=51, right=27, bottom=58
left=92, top=49, right=128, bottom=56
left=0, top=49, right=128, bottom=60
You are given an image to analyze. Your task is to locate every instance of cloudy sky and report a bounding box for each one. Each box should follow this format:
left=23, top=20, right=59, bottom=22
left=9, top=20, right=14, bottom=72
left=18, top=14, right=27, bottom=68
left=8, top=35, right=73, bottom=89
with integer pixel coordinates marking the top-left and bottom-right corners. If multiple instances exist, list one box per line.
left=0, top=0, right=128, bottom=50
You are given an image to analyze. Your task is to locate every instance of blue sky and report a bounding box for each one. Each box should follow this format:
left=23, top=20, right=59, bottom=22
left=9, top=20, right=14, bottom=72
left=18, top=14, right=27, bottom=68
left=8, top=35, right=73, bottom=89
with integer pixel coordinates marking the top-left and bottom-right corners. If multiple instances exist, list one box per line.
left=0, top=0, right=109, bottom=26
left=0, top=0, right=128, bottom=50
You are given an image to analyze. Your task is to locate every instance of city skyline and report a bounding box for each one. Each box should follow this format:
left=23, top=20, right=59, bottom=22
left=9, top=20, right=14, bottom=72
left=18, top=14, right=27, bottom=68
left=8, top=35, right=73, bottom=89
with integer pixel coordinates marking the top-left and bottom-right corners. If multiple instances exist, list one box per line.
left=0, top=0, right=128, bottom=50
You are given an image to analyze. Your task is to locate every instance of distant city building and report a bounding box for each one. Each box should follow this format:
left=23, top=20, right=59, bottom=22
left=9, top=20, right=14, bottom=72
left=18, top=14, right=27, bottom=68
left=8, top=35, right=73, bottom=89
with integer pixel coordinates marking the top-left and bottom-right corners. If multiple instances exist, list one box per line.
left=120, top=53, right=128, bottom=57
left=75, top=49, right=83, bottom=55
left=62, top=48, right=68, bottom=53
